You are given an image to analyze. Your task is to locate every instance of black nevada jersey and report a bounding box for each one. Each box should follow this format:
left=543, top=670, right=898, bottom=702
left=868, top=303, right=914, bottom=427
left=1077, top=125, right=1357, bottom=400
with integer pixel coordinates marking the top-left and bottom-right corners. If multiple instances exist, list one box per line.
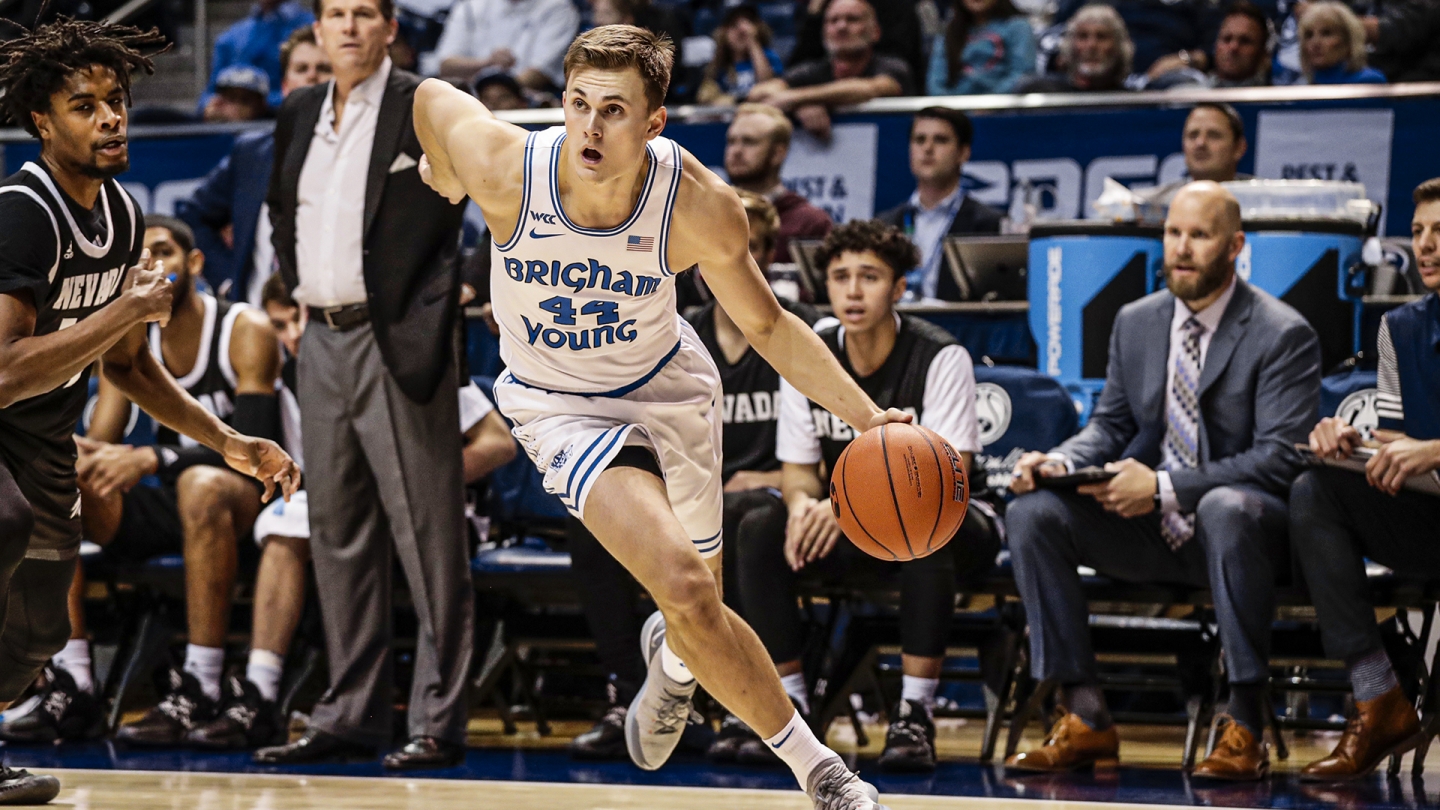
left=0, top=161, right=143, bottom=458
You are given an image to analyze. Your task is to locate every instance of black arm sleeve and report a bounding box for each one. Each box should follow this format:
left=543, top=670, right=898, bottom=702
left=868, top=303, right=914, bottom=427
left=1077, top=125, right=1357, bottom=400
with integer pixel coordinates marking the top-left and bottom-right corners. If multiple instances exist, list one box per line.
left=153, top=444, right=228, bottom=484
left=230, top=392, right=281, bottom=445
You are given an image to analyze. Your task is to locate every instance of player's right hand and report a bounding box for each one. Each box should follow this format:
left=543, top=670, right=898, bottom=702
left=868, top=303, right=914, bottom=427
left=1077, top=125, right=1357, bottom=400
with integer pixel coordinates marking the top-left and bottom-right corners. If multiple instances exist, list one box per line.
left=1011, top=450, right=1067, bottom=495
left=123, top=249, right=173, bottom=327
left=1310, top=416, right=1362, bottom=461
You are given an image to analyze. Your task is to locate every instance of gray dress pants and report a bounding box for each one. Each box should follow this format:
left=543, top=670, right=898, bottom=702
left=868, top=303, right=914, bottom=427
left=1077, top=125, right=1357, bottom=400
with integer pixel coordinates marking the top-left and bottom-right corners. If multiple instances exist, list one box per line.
left=298, top=322, right=473, bottom=747
left=1007, top=485, right=1288, bottom=686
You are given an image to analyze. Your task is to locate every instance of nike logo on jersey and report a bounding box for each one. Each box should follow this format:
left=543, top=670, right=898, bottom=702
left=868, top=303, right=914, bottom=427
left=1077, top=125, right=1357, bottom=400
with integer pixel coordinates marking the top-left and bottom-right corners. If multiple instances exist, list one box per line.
left=529, top=229, right=562, bottom=239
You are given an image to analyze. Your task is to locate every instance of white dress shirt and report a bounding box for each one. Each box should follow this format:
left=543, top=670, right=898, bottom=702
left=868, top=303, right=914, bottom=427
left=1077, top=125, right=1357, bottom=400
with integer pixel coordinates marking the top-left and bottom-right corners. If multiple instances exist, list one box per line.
left=430, top=0, right=579, bottom=87
left=1156, top=275, right=1238, bottom=512
left=292, top=58, right=391, bottom=309
left=246, top=201, right=275, bottom=306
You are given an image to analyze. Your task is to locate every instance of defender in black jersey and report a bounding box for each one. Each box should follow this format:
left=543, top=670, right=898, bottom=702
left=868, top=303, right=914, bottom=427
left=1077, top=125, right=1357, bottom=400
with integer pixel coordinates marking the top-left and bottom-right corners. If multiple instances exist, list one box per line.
left=0, top=21, right=297, bottom=798
left=33, top=218, right=290, bottom=749
left=735, top=221, right=1000, bottom=773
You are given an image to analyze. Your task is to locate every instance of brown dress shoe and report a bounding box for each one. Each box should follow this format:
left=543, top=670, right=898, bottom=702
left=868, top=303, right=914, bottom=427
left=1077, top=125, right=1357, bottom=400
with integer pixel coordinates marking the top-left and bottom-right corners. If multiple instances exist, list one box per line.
left=1192, top=717, right=1269, bottom=781
left=1004, top=712, right=1119, bottom=772
left=1301, top=686, right=1425, bottom=781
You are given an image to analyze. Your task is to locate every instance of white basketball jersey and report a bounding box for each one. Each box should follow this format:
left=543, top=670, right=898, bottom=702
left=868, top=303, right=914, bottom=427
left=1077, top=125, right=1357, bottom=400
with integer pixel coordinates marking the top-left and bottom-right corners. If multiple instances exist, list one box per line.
left=491, top=127, right=685, bottom=395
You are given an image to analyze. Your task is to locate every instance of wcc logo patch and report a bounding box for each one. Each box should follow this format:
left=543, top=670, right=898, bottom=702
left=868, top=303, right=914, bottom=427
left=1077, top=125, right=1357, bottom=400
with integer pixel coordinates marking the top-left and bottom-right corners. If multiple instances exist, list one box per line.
left=974, top=383, right=1013, bottom=447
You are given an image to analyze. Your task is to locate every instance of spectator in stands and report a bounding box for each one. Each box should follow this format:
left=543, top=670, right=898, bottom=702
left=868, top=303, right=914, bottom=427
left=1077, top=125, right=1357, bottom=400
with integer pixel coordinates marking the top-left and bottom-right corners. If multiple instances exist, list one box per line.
left=1366, top=0, right=1440, bottom=82
left=1299, top=1, right=1386, bottom=83
left=567, top=193, right=821, bottom=762
left=724, top=103, right=833, bottom=263
left=203, top=64, right=273, bottom=122
left=204, top=0, right=314, bottom=112
left=178, top=26, right=332, bottom=304
left=1016, top=4, right=1134, bottom=92
left=697, top=4, right=784, bottom=105
left=1004, top=182, right=1320, bottom=780
left=748, top=0, right=913, bottom=141
left=12, top=219, right=288, bottom=747
left=877, top=108, right=1004, bottom=302
left=1146, top=0, right=1273, bottom=88
left=1287, top=178, right=1440, bottom=781
left=254, top=0, right=472, bottom=770
left=734, top=220, right=998, bottom=773
left=432, top=0, right=580, bottom=90
left=1144, top=103, right=1251, bottom=205
left=1050, top=0, right=1222, bottom=76
left=789, top=0, right=926, bottom=85
left=926, top=0, right=1036, bottom=96
left=473, top=67, right=529, bottom=110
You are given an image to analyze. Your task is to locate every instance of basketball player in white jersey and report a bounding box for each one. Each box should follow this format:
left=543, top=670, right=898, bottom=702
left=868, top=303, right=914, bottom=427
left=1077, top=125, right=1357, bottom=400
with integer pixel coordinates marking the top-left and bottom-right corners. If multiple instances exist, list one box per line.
left=415, top=25, right=904, bottom=810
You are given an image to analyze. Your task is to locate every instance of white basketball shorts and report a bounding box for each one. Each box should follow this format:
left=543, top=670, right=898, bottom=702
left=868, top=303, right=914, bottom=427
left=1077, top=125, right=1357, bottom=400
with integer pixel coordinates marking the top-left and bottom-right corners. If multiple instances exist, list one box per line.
left=493, top=320, right=725, bottom=558
left=252, top=489, right=310, bottom=546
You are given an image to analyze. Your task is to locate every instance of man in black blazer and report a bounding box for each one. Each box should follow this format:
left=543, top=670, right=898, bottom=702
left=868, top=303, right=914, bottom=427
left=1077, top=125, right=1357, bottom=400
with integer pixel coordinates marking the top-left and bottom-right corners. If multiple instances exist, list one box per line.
left=1002, top=183, right=1321, bottom=781
left=875, top=107, right=1003, bottom=302
left=252, top=0, right=471, bottom=770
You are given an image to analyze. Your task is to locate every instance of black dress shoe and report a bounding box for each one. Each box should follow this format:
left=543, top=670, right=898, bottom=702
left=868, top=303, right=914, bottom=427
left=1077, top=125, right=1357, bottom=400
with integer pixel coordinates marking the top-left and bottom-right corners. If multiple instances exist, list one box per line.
left=252, top=728, right=375, bottom=765
left=382, top=736, right=465, bottom=770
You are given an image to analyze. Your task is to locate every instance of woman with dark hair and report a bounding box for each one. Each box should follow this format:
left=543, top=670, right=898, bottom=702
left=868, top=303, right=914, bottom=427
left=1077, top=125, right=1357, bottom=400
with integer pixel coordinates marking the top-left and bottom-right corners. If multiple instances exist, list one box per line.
left=697, top=4, right=783, bottom=104
left=926, top=0, right=1036, bottom=95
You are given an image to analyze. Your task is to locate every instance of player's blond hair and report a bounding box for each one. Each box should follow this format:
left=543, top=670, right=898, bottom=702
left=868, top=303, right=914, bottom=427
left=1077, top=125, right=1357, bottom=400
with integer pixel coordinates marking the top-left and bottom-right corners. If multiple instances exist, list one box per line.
left=563, top=24, right=674, bottom=111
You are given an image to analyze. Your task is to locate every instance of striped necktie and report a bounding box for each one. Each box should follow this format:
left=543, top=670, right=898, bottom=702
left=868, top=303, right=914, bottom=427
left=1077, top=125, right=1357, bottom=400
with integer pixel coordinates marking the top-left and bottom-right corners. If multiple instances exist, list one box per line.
left=1160, top=316, right=1204, bottom=550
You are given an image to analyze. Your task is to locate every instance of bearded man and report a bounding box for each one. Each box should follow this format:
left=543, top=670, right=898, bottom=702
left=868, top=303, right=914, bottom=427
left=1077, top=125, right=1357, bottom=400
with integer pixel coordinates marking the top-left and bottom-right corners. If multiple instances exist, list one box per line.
left=1001, top=181, right=1321, bottom=782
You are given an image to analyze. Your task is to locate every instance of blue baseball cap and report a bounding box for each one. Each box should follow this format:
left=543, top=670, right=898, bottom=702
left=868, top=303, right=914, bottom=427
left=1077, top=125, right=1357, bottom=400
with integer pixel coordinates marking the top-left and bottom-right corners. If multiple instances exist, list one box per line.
left=215, top=64, right=270, bottom=99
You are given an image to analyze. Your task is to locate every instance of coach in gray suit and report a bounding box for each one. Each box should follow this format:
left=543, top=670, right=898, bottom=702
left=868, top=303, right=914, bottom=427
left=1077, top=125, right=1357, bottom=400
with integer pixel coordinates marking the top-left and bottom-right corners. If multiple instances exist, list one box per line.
left=252, top=0, right=471, bottom=770
left=1002, top=183, right=1321, bottom=781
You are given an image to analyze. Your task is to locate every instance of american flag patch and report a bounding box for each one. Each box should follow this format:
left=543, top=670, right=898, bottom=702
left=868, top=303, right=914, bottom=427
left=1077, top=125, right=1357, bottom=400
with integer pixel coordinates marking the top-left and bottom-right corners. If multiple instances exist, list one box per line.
left=627, top=235, right=655, bottom=252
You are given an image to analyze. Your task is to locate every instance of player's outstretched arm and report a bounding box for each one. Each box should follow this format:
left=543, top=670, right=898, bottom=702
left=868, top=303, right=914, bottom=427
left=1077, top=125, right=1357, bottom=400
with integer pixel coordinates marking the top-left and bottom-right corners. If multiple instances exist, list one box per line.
left=0, top=251, right=171, bottom=408
left=676, top=161, right=908, bottom=433
left=101, top=322, right=298, bottom=501
left=413, top=78, right=528, bottom=209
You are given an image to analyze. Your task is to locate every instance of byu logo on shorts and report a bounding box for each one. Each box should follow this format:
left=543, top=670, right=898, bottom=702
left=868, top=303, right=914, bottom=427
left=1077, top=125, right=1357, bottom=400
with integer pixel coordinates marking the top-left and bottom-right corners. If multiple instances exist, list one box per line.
left=975, top=382, right=1013, bottom=447
left=550, top=449, right=569, bottom=470
left=1336, top=388, right=1379, bottom=440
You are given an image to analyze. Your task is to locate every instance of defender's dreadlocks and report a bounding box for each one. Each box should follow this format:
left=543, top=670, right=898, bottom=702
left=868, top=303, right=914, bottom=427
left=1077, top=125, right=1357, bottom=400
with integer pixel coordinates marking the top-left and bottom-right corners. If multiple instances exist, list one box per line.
left=0, top=16, right=170, bottom=138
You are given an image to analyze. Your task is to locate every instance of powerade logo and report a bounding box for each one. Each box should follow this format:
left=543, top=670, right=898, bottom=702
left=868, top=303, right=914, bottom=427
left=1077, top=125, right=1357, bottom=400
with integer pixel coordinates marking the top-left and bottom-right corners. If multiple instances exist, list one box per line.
left=1046, top=246, right=1063, bottom=377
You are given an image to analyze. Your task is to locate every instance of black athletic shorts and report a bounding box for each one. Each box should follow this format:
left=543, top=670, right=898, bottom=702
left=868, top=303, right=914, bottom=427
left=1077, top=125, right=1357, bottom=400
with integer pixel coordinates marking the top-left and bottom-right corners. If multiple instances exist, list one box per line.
left=0, top=441, right=81, bottom=562
left=106, top=481, right=261, bottom=567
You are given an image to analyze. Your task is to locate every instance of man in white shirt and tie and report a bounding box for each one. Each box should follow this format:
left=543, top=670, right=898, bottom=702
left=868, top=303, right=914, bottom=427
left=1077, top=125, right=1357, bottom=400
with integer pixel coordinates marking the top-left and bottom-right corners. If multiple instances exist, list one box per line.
left=253, top=0, right=472, bottom=771
left=1002, top=182, right=1321, bottom=781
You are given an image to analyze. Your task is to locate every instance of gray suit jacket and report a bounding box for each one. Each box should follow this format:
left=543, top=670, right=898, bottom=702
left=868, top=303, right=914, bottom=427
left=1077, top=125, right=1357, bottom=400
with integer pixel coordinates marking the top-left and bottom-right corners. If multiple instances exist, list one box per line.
left=1055, top=279, right=1321, bottom=511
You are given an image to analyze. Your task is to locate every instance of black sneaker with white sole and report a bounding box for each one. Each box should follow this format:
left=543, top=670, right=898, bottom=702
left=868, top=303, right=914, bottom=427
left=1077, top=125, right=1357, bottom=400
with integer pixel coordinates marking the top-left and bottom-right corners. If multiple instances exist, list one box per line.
left=707, top=713, right=760, bottom=763
left=0, top=667, right=103, bottom=744
left=877, top=699, right=937, bottom=773
left=186, top=673, right=284, bottom=750
left=114, top=667, right=217, bottom=747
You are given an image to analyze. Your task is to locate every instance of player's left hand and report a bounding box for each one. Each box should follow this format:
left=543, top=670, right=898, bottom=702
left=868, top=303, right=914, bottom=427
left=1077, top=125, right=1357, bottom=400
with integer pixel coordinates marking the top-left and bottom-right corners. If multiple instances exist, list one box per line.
left=1080, top=458, right=1157, bottom=518
left=75, top=435, right=157, bottom=499
left=1365, top=437, right=1440, bottom=495
left=222, top=435, right=300, bottom=502
left=419, top=154, right=466, bottom=205
left=866, top=408, right=913, bottom=431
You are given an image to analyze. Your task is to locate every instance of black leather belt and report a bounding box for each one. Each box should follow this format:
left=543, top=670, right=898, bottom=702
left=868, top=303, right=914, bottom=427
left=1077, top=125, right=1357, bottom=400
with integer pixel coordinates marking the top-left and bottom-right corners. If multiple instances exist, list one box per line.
left=308, top=303, right=370, bottom=331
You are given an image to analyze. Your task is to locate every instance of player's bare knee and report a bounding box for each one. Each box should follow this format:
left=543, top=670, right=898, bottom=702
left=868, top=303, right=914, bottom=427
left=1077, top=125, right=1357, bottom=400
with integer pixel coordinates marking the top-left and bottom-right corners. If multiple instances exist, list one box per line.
left=653, top=561, right=723, bottom=632
left=265, top=534, right=310, bottom=564
left=176, top=466, right=247, bottom=527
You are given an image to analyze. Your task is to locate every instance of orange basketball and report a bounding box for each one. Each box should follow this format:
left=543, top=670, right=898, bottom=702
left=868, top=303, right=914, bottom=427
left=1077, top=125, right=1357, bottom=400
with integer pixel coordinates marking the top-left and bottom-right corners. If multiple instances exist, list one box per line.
left=829, top=423, right=970, bottom=561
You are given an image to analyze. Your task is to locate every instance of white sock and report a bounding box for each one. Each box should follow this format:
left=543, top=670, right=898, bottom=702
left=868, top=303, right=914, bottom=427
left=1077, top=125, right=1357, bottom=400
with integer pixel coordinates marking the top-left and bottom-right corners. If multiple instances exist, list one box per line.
left=780, top=672, right=810, bottom=715
left=183, top=644, right=225, bottom=702
left=765, top=709, right=836, bottom=792
left=246, top=649, right=285, bottom=703
left=660, top=638, right=694, bottom=684
left=901, top=675, right=939, bottom=712
left=52, top=639, right=94, bottom=695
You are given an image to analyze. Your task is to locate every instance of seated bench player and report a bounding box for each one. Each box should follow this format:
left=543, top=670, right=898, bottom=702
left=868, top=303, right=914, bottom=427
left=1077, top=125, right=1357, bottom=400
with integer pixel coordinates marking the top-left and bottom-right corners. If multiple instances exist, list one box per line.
left=734, top=220, right=999, bottom=773
left=568, top=190, right=821, bottom=760
left=1004, top=182, right=1321, bottom=781
left=1288, top=178, right=1440, bottom=781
